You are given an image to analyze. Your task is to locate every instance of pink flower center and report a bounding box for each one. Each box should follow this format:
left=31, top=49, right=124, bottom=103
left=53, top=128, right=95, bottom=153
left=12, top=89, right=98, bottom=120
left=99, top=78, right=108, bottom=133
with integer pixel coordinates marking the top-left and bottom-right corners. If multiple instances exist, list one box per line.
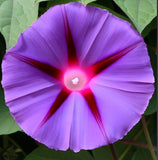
left=64, top=68, right=88, bottom=91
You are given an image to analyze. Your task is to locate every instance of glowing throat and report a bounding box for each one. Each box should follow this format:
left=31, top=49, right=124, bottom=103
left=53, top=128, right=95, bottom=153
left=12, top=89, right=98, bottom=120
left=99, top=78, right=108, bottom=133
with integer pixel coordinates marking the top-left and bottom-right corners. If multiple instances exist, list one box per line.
left=64, top=68, right=88, bottom=91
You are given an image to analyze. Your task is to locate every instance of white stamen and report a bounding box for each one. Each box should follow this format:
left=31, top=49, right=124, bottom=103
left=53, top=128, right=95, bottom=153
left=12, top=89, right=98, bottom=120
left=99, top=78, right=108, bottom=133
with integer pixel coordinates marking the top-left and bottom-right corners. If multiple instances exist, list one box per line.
left=72, top=77, right=79, bottom=85
left=64, top=68, right=87, bottom=91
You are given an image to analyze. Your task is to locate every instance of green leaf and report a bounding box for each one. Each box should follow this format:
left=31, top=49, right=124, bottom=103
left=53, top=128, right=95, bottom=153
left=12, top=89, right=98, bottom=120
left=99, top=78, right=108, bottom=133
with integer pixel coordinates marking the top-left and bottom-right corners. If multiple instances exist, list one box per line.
left=0, top=85, right=21, bottom=135
left=132, top=148, right=152, bottom=160
left=141, top=17, right=157, bottom=38
left=92, top=142, right=130, bottom=160
left=24, top=145, right=94, bottom=160
left=113, top=0, right=157, bottom=33
left=35, top=0, right=48, bottom=3
left=80, top=0, right=96, bottom=5
left=0, top=0, right=38, bottom=49
left=92, top=146, right=113, bottom=160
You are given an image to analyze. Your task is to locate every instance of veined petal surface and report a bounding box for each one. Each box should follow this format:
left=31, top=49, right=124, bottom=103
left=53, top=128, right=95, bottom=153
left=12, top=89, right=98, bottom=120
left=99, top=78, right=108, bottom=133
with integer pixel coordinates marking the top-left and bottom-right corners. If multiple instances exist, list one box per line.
left=93, top=43, right=154, bottom=83
left=8, top=5, right=68, bottom=70
left=1, top=2, right=154, bottom=152
left=64, top=3, right=143, bottom=67
left=89, top=43, right=154, bottom=142
left=2, top=55, right=62, bottom=136
left=69, top=93, right=106, bottom=152
left=34, top=94, right=74, bottom=151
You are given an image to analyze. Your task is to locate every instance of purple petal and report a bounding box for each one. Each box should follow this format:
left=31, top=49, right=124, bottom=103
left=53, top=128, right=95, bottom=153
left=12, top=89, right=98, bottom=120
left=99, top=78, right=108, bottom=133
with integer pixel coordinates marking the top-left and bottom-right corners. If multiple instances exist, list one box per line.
left=87, top=41, right=141, bottom=76
left=82, top=89, right=108, bottom=141
left=34, top=94, right=74, bottom=151
left=1, top=54, right=62, bottom=136
left=93, top=43, right=154, bottom=83
left=1, top=2, right=154, bottom=152
left=69, top=93, right=106, bottom=152
left=89, top=84, right=142, bottom=143
left=88, top=44, right=154, bottom=143
left=64, top=3, right=143, bottom=67
left=89, top=82, right=154, bottom=143
left=9, top=5, right=68, bottom=70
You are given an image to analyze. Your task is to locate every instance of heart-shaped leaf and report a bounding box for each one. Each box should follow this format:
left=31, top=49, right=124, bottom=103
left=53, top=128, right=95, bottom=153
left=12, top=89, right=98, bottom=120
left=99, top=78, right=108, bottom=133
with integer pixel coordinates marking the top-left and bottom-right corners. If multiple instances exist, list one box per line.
left=0, top=0, right=38, bottom=49
left=113, top=0, right=157, bottom=33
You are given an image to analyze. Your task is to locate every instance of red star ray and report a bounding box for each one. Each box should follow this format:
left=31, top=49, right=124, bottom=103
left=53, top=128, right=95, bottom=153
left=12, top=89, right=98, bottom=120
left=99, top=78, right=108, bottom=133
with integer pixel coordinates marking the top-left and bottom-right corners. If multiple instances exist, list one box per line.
left=82, top=88, right=109, bottom=142
left=86, top=41, right=142, bottom=77
left=33, top=87, right=70, bottom=134
left=61, top=5, right=79, bottom=66
left=7, top=52, right=62, bottom=81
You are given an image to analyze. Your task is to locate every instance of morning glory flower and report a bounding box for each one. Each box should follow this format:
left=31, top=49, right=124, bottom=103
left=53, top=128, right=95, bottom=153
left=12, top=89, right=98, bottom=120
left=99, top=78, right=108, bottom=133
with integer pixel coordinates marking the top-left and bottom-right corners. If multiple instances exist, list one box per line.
left=1, top=2, right=154, bottom=152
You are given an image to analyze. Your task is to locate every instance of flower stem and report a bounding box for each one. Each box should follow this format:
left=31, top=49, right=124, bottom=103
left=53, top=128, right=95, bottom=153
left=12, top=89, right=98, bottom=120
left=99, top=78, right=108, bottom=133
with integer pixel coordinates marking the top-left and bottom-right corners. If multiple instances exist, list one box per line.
left=118, top=118, right=151, bottom=160
left=109, top=144, right=118, bottom=160
left=141, top=116, right=157, bottom=160
left=120, top=139, right=157, bottom=151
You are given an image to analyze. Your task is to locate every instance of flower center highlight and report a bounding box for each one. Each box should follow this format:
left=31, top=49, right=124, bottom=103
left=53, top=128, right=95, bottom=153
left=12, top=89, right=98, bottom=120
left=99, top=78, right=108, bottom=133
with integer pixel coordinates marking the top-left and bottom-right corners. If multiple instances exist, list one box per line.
left=64, top=68, right=88, bottom=91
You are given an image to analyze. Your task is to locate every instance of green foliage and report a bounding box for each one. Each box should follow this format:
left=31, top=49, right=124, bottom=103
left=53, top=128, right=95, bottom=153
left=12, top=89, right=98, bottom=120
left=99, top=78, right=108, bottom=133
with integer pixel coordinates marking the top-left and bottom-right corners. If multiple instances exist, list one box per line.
left=92, top=146, right=113, bottom=160
left=0, top=0, right=38, bottom=49
left=141, top=18, right=157, bottom=38
left=132, top=148, right=152, bottom=160
left=80, top=0, right=96, bottom=5
left=24, top=145, right=94, bottom=160
left=1, top=147, right=18, bottom=160
left=0, top=86, right=21, bottom=135
left=113, top=0, right=157, bottom=33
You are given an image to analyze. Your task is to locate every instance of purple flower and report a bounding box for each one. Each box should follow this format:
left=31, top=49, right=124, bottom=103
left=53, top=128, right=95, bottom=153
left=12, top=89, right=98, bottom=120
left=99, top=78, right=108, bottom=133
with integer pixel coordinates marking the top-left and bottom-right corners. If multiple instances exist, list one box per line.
left=1, top=2, right=154, bottom=152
